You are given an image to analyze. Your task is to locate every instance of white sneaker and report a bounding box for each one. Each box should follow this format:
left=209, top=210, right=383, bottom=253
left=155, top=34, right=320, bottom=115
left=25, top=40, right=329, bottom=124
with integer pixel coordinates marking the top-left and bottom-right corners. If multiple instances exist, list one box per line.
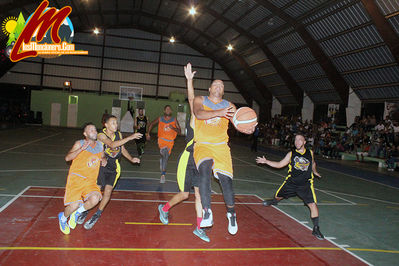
left=227, top=212, right=238, bottom=235
left=200, top=209, right=213, bottom=228
left=160, top=175, right=166, bottom=183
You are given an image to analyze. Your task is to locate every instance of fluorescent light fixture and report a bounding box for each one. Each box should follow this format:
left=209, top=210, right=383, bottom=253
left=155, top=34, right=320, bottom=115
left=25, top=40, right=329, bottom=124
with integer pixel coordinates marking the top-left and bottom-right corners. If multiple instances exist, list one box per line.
left=189, top=6, right=196, bottom=15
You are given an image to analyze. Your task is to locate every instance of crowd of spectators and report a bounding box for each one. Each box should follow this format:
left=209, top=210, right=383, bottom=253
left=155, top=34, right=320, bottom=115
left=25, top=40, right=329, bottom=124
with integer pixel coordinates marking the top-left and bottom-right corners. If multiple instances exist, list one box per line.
left=255, top=115, right=399, bottom=171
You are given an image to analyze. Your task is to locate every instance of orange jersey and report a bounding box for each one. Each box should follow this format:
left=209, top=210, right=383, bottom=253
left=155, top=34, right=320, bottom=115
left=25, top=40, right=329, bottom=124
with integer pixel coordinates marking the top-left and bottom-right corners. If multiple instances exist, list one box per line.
left=158, top=116, right=178, bottom=141
left=67, top=140, right=103, bottom=182
left=194, top=96, right=230, bottom=144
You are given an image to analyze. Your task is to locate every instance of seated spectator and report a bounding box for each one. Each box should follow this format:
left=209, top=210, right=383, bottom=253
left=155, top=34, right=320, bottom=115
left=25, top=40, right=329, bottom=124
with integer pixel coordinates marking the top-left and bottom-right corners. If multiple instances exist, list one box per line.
left=386, top=145, right=399, bottom=171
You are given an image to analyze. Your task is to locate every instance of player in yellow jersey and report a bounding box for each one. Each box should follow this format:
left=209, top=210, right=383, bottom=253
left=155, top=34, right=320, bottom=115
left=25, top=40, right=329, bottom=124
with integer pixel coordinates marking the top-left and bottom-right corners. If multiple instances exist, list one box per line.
left=193, top=80, right=255, bottom=235
left=58, top=123, right=105, bottom=235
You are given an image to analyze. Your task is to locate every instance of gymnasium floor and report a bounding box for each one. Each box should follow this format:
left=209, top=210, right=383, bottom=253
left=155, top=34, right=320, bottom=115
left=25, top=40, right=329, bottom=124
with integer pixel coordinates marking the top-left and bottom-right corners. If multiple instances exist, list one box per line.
left=0, top=127, right=398, bottom=265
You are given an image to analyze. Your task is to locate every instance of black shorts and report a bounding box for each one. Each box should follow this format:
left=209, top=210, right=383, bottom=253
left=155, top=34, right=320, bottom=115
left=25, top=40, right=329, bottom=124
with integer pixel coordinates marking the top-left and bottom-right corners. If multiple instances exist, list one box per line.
left=177, top=151, right=199, bottom=192
left=97, top=165, right=121, bottom=188
left=275, top=180, right=317, bottom=204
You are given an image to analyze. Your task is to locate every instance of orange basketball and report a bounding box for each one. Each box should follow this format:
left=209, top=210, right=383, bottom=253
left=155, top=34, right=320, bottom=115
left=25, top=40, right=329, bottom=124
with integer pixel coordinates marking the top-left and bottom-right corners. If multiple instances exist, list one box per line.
left=231, top=107, right=258, bottom=134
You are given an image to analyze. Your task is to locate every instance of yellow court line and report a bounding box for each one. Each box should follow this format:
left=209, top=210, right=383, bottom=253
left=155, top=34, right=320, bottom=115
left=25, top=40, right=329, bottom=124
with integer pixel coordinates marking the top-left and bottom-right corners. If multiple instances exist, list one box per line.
left=387, top=206, right=399, bottom=210
left=0, top=246, right=397, bottom=254
left=125, top=222, right=192, bottom=226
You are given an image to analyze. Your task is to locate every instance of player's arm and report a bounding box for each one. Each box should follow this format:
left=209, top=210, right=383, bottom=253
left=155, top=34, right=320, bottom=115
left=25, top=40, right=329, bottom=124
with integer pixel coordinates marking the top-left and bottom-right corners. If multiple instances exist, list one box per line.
left=184, top=63, right=196, bottom=115
left=121, top=145, right=140, bottom=164
left=311, top=150, right=321, bottom=178
left=133, top=117, right=138, bottom=132
left=171, top=119, right=181, bottom=135
left=146, top=117, right=159, bottom=140
left=193, top=96, right=235, bottom=120
left=97, top=132, right=142, bottom=150
left=100, top=151, right=107, bottom=167
left=65, top=140, right=90, bottom=162
left=256, top=152, right=291, bottom=169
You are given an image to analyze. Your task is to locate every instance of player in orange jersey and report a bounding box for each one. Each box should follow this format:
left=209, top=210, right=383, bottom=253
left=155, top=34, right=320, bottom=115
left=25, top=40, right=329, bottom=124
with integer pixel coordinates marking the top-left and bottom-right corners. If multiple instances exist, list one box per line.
left=58, top=123, right=106, bottom=235
left=147, top=105, right=181, bottom=183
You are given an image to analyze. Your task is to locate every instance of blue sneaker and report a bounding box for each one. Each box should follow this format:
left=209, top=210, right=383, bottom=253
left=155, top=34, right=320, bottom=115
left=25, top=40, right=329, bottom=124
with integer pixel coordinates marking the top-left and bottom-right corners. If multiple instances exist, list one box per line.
left=158, top=204, right=169, bottom=224
left=193, top=228, right=210, bottom=242
left=58, top=212, right=70, bottom=235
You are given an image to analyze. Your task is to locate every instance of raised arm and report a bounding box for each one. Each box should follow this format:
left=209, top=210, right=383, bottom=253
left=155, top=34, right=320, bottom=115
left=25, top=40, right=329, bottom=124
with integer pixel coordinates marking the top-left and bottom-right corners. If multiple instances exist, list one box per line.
left=65, top=140, right=90, bottom=162
left=184, top=63, right=196, bottom=115
left=256, top=152, right=291, bottom=169
left=97, top=132, right=142, bottom=150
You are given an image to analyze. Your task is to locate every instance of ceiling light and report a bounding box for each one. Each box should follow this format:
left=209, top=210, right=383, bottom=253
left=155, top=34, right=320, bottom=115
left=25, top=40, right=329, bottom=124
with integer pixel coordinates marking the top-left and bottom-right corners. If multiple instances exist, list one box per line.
left=93, top=28, right=100, bottom=35
left=227, top=44, right=233, bottom=51
left=169, top=36, right=175, bottom=43
left=189, top=6, right=197, bottom=15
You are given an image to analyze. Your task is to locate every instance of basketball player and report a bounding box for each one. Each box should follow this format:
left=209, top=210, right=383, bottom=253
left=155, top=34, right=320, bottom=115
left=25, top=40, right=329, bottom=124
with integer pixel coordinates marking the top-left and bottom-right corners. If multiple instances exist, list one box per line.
left=82, top=115, right=142, bottom=229
left=58, top=123, right=104, bottom=235
left=134, top=108, right=148, bottom=159
left=146, top=105, right=181, bottom=183
left=193, top=79, right=255, bottom=235
left=256, top=133, right=324, bottom=240
left=158, top=63, right=209, bottom=242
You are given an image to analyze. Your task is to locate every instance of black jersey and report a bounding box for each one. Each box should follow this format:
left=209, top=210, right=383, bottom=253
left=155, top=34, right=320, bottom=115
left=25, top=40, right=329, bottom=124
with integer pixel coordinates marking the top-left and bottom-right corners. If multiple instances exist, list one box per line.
left=136, top=116, right=147, bottom=143
left=287, top=149, right=313, bottom=185
left=99, top=129, right=122, bottom=170
left=185, top=117, right=194, bottom=152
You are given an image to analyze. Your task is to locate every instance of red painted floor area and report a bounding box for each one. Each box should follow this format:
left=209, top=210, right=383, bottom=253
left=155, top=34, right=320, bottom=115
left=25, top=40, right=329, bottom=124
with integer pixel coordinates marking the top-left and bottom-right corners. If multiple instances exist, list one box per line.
left=0, top=187, right=366, bottom=265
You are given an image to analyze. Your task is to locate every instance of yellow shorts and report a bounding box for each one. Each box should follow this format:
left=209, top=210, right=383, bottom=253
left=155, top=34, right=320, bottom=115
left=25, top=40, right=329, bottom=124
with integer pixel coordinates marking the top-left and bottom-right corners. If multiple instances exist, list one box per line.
left=158, top=138, right=174, bottom=155
left=64, top=174, right=101, bottom=206
left=193, top=143, right=233, bottom=179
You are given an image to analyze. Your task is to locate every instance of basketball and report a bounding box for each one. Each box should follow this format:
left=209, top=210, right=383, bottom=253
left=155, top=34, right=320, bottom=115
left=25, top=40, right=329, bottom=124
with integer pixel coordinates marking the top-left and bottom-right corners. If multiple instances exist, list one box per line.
left=231, top=107, right=257, bottom=134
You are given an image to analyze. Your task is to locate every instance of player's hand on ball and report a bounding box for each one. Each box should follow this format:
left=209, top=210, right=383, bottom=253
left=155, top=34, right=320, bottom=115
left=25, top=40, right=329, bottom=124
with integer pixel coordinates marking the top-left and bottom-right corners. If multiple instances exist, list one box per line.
left=131, top=157, right=140, bottom=164
left=131, top=133, right=143, bottom=140
left=242, top=122, right=258, bottom=135
left=220, top=106, right=235, bottom=119
left=256, top=156, right=267, bottom=164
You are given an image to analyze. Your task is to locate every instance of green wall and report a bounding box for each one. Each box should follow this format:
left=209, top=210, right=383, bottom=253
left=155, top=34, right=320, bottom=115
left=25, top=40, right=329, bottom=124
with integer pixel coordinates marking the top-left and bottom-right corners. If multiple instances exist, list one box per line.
left=30, top=89, right=188, bottom=132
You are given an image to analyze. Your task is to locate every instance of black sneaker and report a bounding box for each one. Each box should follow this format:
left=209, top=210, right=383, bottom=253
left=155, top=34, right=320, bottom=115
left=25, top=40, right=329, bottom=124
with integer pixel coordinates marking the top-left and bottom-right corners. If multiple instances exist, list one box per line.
left=263, top=199, right=278, bottom=206
left=84, top=213, right=100, bottom=230
left=312, top=226, right=324, bottom=240
left=76, top=210, right=88, bottom=225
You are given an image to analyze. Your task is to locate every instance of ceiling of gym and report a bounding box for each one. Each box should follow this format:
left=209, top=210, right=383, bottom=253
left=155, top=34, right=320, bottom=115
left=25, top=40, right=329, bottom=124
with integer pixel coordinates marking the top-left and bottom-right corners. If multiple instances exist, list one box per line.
left=1, top=0, right=399, bottom=107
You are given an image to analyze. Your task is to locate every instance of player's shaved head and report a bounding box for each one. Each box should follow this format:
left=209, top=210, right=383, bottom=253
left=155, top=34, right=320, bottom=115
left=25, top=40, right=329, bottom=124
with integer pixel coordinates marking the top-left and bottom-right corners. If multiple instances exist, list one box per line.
left=104, top=115, right=117, bottom=123
left=83, top=122, right=97, bottom=140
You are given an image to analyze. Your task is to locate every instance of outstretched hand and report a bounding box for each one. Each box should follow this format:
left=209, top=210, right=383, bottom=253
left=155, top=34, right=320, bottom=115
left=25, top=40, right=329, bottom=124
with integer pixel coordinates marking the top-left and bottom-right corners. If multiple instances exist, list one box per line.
left=256, top=156, right=267, bottom=164
left=131, top=157, right=140, bottom=164
left=184, top=63, right=196, bottom=80
left=314, top=171, right=322, bottom=179
left=220, top=106, right=235, bottom=119
left=130, top=132, right=143, bottom=140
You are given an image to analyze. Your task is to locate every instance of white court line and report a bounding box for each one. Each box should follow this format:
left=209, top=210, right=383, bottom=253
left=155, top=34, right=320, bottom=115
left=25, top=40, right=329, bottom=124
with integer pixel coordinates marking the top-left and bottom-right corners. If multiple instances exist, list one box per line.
left=0, top=132, right=62, bottom=154
left=321, top=190, right=399, bottom=206
left=250, top=194, right=371, bottom=266
left=0, top=186, right=30, bottom=213
left=317, top=189, right=356, bottom=205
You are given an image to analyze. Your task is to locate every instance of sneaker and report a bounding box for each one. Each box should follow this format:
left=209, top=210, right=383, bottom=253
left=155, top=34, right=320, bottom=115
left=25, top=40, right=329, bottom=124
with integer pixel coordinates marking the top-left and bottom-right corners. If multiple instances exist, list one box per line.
left=68, top=210, right=80, bottom=229
left=312, top=226, right=324, bottom=240
left=58, top=212, right=70, bottom=235
left=160, top=175, right=166, bottom=184
left=263, top=199, right=278, bottom=206
left=227, top=212, right=238, bottom=235
left=76, top=210, right=88, bottom=225
left=193, top=227, right=210, bottom=242
left=84, top=213, right=100, bottom=230
left=158, top=204, right=169, bottom=225
left=200, top=209, right=213, bottom=228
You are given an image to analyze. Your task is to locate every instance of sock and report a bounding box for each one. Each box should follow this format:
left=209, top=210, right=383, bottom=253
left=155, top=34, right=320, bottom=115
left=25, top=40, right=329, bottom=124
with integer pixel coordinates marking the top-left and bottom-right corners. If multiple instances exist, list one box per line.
left=162, top=202, right=170, bottom=212
left=161, top=171, right=166, bottom=175
left=96, top=209, right=103, bottom=216
left=60, top=212, right=67, bottom=223
left=196, top=217, right=202, bottom=229
left=312, top=217, right=319, bottom=227
left=227, top=207, right=235, bottom=214
left=76, top=205, right=86, bottom=214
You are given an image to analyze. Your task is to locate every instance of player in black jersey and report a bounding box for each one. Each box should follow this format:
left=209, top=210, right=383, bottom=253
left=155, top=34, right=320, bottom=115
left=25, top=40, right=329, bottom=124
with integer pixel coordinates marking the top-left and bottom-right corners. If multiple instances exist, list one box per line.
left=256, top=133, right=324, bottom=240
left=81, top=115, right=142, bottom=229
left=158, top=63, right=208, bottom=242
left=134, top=108, right=147, bottom=159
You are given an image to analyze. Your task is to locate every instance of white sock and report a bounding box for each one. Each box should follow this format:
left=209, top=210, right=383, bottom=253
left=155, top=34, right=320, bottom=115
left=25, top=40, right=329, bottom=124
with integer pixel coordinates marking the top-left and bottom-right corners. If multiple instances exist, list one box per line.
left=77, top=205, right=86, bottom=214
left=61, top=213, right=67, bottom=223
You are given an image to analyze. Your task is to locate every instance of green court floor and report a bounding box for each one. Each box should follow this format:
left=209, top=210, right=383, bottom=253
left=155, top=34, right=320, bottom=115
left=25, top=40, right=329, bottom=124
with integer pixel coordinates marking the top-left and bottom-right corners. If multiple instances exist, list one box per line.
left=0, top=126, right=398, bottom=265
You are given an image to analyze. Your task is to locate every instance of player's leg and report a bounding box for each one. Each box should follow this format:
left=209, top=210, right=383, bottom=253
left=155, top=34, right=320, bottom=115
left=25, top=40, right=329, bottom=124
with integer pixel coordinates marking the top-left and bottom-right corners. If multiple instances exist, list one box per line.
left=76, top=190, right=101, bottom=225
left=192, top=186, right=209, bottom=242
left=218, top=173, right=237, bottom=235
left=301, top=182, right=324, bottom=240
left=59, top=201, right=79, bottom=234
left=158, top=192, right=189, bottom=224
left=84, top=184, right=112, bottom=230
left=198, top=159, right=213, bottom=227
left=160, top=147, right=170, bottom=183
left=263, top=180, right=288, bottom=206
